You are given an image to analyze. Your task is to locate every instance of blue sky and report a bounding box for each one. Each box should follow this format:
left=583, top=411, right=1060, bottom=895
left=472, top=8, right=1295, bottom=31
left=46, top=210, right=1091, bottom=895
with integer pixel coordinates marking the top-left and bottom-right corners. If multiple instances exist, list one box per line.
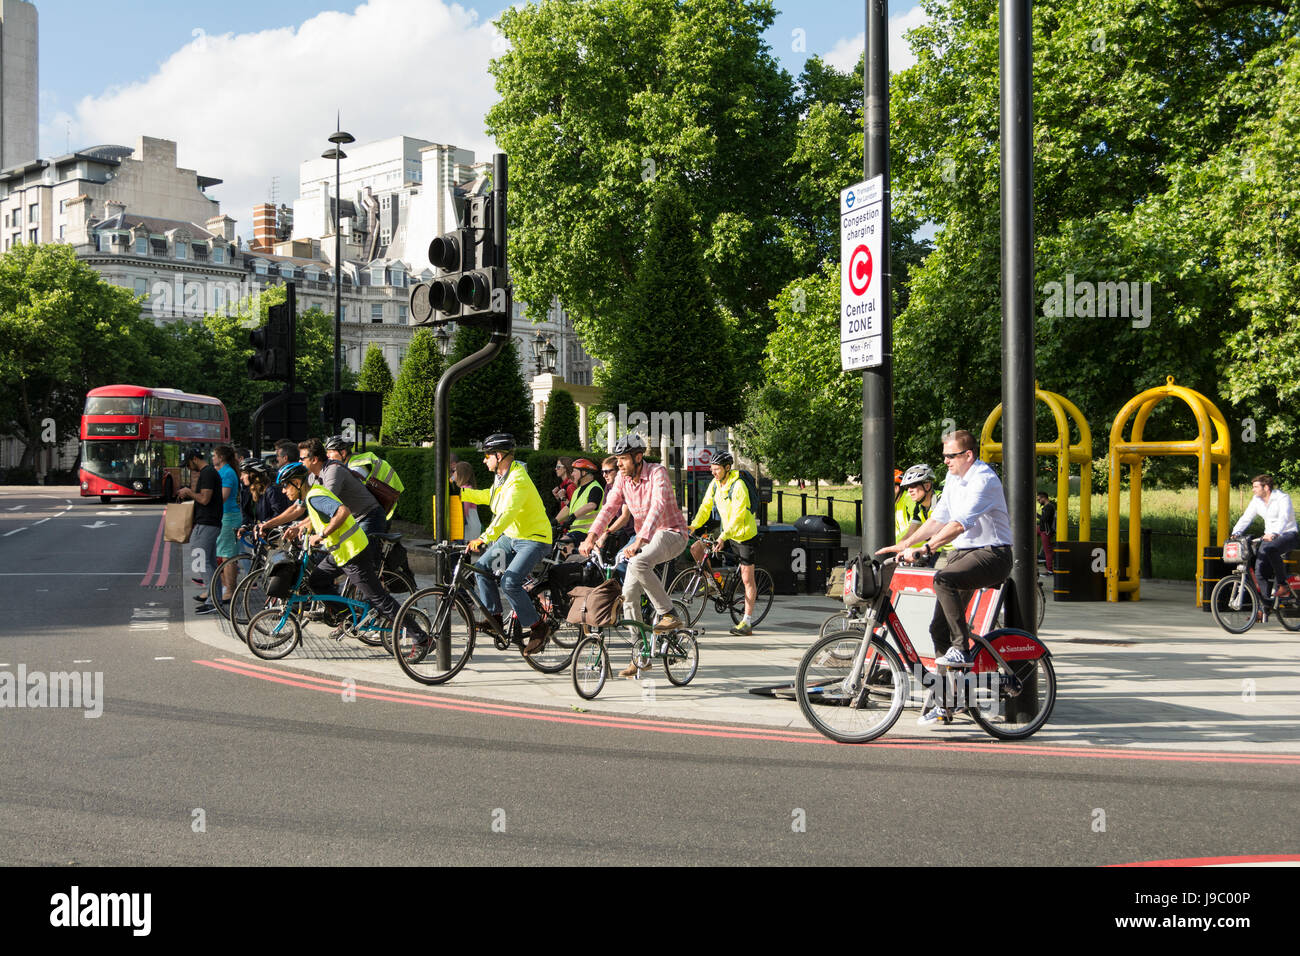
left=30, top=0, right=925, bottom=236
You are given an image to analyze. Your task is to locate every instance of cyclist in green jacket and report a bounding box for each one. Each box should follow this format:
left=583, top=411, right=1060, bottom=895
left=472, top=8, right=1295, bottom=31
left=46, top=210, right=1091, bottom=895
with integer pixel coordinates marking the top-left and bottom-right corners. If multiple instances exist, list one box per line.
left=458, top=433, right=554, bottom=655
left=687, top=452, right=760, bottom=635
left=325, top=436, right=404, bottom=522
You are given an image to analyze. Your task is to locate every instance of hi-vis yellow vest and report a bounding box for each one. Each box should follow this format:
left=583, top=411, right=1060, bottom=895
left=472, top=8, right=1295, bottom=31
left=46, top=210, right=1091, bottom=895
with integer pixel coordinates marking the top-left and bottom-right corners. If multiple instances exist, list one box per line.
left=569, top=480, right=600, bottom=533
left=305, top=484, right=369, bottom=564
left=349, top=451, right=403, bottom=519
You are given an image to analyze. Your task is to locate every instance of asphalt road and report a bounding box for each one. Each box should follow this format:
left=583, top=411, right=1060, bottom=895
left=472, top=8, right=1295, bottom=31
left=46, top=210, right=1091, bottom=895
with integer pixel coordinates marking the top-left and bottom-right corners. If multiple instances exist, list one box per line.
left=0, top=487, right=1294, bottom=870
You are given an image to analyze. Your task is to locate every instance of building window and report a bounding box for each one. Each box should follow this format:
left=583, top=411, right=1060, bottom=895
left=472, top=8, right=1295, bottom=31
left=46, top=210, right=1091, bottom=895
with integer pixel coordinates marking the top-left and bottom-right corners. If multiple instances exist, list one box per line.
left=254, top=261, right=268, bottom=275
left=212, top=247, right=224, bottom=264
left=98, top=233, right=111, bottom=252
left=371, top=304, right=383, bottom=322
left=398, top=304, right=407, bottom=321
left=58, top=225, right=65, bottom=240
left=29, top=203, right=37, bottom=222
left=135, top=236, right=147, bottom=255
left=59, top=199, right=67, bottom=213
left=134, top=278, right=148, bottom=296
left=175, top=242, right=187, bottom=260
left=14, top=209, right=21, bottom=226
left=28, top=228, right=37, bottom=243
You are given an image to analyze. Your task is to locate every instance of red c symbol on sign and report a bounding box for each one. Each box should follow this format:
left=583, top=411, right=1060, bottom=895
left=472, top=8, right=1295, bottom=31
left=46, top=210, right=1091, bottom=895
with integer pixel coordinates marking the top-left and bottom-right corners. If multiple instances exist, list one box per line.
left=848, top=244, right=873, bottom=296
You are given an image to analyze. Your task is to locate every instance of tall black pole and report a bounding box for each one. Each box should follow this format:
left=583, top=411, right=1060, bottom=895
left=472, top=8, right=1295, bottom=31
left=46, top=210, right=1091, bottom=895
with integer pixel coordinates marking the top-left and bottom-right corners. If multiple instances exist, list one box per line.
left=333, top=150, right=342, bottom=430
left=1000, top=0, right=1036, bottom=630
left=862, top=0, right=894, bottom=553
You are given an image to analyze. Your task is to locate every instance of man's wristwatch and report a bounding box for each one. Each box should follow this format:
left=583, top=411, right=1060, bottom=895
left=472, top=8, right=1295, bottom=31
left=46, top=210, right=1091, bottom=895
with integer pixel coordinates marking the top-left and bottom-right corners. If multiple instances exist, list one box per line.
left=922, top=543, right=932, bottom=558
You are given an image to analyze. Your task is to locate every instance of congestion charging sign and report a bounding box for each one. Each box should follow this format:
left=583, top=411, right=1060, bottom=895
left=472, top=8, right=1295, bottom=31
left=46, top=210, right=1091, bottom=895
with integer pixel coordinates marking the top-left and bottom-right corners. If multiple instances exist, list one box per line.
left=840, top=176, right=884, bottom=370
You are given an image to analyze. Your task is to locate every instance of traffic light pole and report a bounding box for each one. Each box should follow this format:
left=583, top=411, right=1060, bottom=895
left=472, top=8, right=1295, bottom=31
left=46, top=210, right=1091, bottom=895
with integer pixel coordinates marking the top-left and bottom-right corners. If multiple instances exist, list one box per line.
left=431, top=153, right=509, bottom=671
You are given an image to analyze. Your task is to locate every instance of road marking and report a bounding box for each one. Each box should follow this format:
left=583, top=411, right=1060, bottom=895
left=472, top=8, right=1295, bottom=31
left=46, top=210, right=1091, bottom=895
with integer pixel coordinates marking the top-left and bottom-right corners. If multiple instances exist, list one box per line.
left=2, top=528, right=27, bottom=537
left=1110, top=854, right=1300, bottom=867
left=82, top=521, right=116, bottom=529
left=5, top=505, right=24, bottom=511
left=140, top=513, right=167, bottom=587
left=194, top=657, right=1300, bottom=767
left=154, top=657, right=175, bottom=661
left=0, top=572, right=150, bottom=576
left=131, top=605, right=172, bottom=631
left=73, top=659, right=93, bottom=664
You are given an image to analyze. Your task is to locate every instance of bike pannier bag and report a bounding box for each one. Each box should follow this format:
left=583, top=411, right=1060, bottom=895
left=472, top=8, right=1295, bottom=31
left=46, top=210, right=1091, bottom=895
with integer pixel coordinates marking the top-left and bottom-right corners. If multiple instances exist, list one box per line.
left=842, top=552, right=878, bottom=607
left=263, top=552, right=299, bottom=599
left=382, top=540, right=413, bottom=592
left=565, top=578, right=623, bottom=628
left=163, top=500, right=195, bottom=544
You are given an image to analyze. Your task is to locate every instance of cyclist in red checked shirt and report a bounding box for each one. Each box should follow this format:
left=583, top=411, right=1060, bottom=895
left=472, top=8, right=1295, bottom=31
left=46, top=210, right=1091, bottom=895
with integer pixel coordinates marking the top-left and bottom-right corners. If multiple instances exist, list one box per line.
left=579, top=434, right=689, bottom=673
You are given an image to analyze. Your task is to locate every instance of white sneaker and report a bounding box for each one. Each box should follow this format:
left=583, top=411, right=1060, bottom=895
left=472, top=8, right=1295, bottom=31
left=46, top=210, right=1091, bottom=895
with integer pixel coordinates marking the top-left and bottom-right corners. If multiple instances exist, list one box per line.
left=917, top=708, right=942, bottom=726
left=934, top=646, right=972, bottom=668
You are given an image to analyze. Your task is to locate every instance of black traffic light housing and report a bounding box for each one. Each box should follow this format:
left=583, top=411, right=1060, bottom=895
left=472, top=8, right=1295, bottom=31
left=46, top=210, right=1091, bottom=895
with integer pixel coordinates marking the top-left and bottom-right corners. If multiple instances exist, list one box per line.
left=248, top=285, right=297, bottom=382
left=409, top=195, right=507, bottom=327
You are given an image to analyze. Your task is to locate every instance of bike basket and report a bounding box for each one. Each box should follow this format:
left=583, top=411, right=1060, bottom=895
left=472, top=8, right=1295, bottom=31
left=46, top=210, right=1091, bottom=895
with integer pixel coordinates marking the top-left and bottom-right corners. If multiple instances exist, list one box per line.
left=842, top=553, right=878, bottom=607
left=263, top=552, right=299, bottom=598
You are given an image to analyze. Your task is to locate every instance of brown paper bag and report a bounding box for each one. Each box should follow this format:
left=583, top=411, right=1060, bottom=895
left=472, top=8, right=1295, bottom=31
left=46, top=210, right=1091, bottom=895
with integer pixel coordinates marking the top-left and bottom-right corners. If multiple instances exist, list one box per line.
left=164, top=500, right=195, bottom=543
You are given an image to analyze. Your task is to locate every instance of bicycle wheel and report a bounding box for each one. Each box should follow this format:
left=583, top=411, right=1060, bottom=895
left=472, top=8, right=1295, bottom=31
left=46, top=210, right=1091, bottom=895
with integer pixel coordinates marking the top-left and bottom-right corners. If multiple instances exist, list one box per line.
left=1210, top=575, right=1259, bottom=634
left=209, top=551, right=253, bottom=620
left=1277, top=597, right=1300, bottom=632
left=229, top=568, right=272, bottom=643
left=661, top=630, right=699, bottom=686
left=571, top=634, right=609, bottom=700
left=1036, top=576, right=1046, bottom=629
left=969, top=642, right=1057, bottom=741
left=519, top=616, right=574, bottom=674
left=796, top=631, right=906, bottom=744
left=530, top=583, right=581, bottom=649
left=349, top=569, right=413, bottom=651
left=728, top=567, right=774, bottom=626
left=667, top=569, right=710, bottom=625
left=819, top=609, right=865, bottom=640
left=246, top=606, right=301, bottom=660
left=391, top=587, right=475, bottom=685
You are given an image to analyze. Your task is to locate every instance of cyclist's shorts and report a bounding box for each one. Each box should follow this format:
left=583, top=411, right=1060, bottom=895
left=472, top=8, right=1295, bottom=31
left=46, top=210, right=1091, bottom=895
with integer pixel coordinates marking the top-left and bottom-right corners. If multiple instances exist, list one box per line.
left=217, top=511, right=240, bottom=558
left=729, top=538, right=757, bottom=567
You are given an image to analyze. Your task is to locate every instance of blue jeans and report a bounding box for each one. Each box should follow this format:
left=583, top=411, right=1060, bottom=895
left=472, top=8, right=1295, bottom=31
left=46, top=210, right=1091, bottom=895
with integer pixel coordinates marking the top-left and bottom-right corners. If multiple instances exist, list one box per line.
left=474, top=536, right=550, bottom=628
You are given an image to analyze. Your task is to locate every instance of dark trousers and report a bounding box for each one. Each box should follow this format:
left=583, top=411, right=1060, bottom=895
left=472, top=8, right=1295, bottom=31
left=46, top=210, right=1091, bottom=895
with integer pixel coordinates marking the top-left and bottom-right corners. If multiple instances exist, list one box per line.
left=1037, top=529, right=1054, bottom=572
left=929, top=545, right=1013, bottom=656
left=1256, top=531, right=1299, bottom=597
left=308, top=542, right=400, bottom=621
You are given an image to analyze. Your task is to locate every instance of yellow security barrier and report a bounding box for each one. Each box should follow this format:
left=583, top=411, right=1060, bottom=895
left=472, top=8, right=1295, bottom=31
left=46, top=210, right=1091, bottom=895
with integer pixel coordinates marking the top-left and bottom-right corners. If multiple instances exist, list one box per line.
left=1106, top=377, right=1229, bottom=604
left=981, top=384, right=1092, bottom=542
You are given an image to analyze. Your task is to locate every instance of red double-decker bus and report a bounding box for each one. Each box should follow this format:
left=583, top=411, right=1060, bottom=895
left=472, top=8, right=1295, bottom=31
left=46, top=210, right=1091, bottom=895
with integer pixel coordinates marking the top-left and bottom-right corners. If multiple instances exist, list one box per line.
left=79, top=385, right=231, bottom=503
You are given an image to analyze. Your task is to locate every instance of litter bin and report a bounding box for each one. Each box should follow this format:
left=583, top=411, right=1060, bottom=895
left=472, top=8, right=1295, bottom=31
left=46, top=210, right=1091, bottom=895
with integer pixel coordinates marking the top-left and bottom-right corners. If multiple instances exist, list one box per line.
left=794, top=514, right=843, bottom=594
left=754, top=523, right=799, bottom=594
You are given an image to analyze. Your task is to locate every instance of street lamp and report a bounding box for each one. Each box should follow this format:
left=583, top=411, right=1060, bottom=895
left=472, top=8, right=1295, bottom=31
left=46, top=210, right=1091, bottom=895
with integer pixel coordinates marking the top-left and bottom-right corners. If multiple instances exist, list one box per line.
left=322, top=122, right=355, bottom=427
left=434, top=326, right=451, bottom=357
left=542, top=337, right=559, bottom=375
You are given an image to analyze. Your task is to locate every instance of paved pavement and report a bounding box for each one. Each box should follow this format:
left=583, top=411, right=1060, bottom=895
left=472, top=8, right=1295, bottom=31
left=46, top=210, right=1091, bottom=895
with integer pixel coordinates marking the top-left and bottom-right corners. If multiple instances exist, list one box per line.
left=179, top=545, right=1300, bottom=754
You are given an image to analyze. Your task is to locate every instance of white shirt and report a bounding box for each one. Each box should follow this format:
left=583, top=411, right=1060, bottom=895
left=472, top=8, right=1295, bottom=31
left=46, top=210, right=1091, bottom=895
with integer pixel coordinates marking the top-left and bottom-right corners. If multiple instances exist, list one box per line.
left=1232, top=489, right=1297, bottom=537
left=932, top=459, right=1013, bottom=549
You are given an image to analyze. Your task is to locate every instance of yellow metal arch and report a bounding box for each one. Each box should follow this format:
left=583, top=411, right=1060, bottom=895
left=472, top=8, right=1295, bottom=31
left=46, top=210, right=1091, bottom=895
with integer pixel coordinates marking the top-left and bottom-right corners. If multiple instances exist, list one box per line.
left=980, top=385, right=1092, bottom=541
left=1106, top=376, right=1230, bottom=604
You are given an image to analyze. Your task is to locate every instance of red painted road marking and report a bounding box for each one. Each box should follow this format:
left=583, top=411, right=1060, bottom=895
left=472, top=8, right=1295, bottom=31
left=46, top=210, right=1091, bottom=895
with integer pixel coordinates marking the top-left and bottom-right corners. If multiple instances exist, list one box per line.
left=140, top=513, right=166, bottom=586
left=156, top=533, right=171, bottom=586
left=1108, top=854, right=1300, bottom=867
left=195, top=658, right=1300, bottom=766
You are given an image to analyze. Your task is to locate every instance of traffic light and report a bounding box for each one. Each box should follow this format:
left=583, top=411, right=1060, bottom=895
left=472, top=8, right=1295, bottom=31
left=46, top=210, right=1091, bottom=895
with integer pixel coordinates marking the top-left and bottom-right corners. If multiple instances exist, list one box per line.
left=408, top=196, right=506, bottom=327
left=248, top=296, right=295, bottom=381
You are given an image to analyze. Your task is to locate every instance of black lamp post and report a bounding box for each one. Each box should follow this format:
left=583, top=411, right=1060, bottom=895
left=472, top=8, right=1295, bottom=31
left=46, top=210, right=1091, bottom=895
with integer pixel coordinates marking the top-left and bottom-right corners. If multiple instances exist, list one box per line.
left=434, top=325, right=451, bottom=357
left=322, top=123, right=355, bottom=421
left=542, top=337, right=558, bottom=375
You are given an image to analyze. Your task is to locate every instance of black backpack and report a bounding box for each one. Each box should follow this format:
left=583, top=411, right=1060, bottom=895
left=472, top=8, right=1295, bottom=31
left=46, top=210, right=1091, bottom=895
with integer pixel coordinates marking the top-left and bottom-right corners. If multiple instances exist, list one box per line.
left=725, top=469, right=761, bottom=521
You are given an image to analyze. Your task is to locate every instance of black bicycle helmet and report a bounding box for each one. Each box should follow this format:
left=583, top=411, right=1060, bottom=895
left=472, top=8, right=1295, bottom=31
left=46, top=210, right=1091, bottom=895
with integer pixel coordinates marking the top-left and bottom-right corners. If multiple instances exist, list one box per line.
left=483, top=432, right=515, bottom=453
left=900, top=464, right=935, bottom=488
left=276, top=462, right=308, bottom=486
left=612, top=433, right=646, bottom=455
left=324, top=435, right=352, bottom=453
left=712, top=451, right=734, bottom=467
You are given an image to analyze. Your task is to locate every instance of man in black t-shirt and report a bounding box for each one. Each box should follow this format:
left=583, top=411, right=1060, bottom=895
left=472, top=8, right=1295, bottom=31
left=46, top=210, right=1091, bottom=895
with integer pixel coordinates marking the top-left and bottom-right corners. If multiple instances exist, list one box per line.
left=176, top=446, right=223, bottom=613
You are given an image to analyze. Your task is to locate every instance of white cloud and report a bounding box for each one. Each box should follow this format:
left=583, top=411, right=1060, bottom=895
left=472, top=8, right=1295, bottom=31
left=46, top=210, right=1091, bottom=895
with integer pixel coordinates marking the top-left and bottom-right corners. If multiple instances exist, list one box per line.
left=823, top=5, right=930, bottom=75
left=42, top=0, right=502, bottom=239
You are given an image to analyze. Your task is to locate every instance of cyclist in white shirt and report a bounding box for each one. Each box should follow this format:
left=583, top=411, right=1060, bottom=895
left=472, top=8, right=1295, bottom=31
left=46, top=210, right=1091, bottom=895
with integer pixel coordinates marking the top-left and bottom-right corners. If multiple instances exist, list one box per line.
left=1230, top=474, right=1299, bottom=601
left=877, top=429, right=1013, bottom=681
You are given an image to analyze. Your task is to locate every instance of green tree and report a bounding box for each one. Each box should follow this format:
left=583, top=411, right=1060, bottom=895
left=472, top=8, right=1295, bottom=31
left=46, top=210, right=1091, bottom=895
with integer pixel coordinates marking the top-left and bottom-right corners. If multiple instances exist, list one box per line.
left=599, top=182, right=742, bottom=428
left=887, top=0, right=1294, bottom=474
left=486, top=0, right=800, bottom=379
left=537, top=388, right=582, bottom=450
left=447, top=325, right=533, bottom=447
left=0, top=244, right=148, bottom=470
left=383, top=328, right=445, bottom=445
left=357, top=344, right=395, bottom=403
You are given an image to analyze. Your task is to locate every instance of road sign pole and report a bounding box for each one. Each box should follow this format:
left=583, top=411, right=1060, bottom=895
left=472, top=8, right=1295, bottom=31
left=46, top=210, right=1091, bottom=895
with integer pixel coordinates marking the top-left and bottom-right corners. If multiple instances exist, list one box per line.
left=861, top=0, right=893, bottom=554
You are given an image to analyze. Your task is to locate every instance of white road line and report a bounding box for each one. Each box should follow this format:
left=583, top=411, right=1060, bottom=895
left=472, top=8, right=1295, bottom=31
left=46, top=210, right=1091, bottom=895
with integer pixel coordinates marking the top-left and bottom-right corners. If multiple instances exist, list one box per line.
left=2, top=528, right=27, bottom=537
left=129, top=623, right=169, bottom=630
left=73, top=659, right=93, bottom=663
left=154, top=657, right=175, bottom=661
left=32, top=518, right=49, bottom=526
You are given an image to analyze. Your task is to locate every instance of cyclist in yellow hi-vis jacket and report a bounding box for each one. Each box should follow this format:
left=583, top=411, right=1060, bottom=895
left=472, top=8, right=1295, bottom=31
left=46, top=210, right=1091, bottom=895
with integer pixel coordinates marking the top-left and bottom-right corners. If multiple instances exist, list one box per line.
left=687, top=452, right=760, bottom=635
left=458, top=433, right=554, bottom=655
